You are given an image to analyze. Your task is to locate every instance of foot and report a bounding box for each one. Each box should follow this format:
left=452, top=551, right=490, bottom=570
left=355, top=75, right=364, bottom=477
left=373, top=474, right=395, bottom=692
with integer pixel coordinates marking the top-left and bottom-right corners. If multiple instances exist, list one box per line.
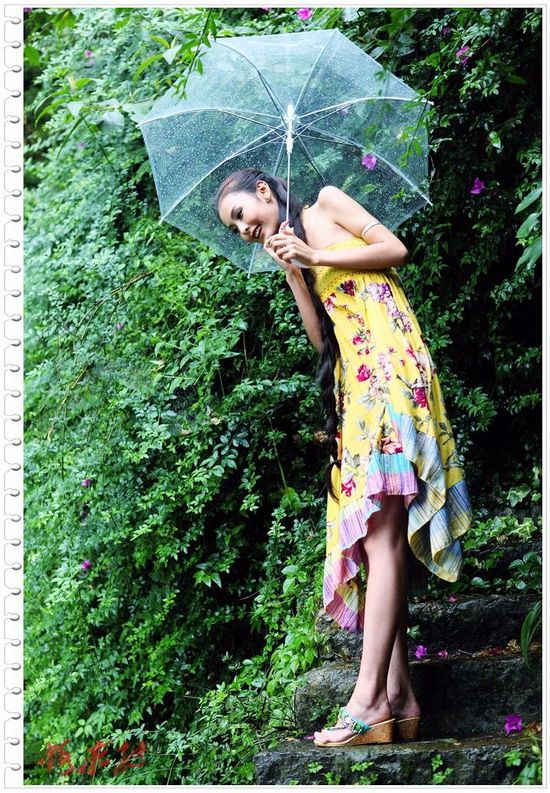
left=388, top=691, right=421, bottom=721
left=313, top=697, right=393, bottom=746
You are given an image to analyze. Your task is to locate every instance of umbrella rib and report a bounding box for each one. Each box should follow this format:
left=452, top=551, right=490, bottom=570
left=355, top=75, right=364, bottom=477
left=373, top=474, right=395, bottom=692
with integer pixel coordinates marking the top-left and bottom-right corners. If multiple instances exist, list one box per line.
left=215, top=40, right=286, bottom=117
left=139, top=106, right=281, bottom=127
left=160, top=133, right=286, bottom=220
left=298, top=95, right=431, bottom=132
left=299, top=128, right=362, bottom=150
left=293, top=29, right=338, bottom=116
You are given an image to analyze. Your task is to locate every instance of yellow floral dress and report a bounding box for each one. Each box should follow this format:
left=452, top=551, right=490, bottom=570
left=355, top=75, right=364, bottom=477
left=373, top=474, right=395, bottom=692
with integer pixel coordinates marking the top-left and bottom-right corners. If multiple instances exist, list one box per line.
left=312, top=236, right=472, bottom=634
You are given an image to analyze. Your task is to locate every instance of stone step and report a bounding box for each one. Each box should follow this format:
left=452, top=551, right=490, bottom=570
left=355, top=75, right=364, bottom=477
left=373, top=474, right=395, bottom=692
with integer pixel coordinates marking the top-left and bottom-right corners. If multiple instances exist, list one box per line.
left=316, top=592, right=541, bottom=660
left=293, top=648, right=542, bottom=738
left=254, top=732, right=536, bottom=785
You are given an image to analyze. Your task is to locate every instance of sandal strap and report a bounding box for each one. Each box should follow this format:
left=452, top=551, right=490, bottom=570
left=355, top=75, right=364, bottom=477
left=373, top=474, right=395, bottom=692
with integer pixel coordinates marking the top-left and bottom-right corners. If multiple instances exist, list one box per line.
left=326, top=706, right=372, bottom=734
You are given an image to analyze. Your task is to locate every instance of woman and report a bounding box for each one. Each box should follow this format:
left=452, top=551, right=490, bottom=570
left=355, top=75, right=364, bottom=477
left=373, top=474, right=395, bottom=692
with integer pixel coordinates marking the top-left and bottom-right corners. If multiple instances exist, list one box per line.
left=215, top=168, right=472, bottom=747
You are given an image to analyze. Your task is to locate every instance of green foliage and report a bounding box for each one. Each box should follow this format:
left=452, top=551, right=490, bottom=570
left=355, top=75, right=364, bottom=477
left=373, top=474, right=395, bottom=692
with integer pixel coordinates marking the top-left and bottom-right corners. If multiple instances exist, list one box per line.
left=23, top=5, right=541, bottom=785
left=503, top=733, right=543, bottom=785
left=431, top=753, right=454, bottom=784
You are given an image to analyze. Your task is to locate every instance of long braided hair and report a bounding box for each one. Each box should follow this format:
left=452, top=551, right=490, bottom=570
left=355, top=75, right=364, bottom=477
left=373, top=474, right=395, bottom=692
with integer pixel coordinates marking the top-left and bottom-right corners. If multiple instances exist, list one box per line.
left=214, top=168, right=341, bottom=501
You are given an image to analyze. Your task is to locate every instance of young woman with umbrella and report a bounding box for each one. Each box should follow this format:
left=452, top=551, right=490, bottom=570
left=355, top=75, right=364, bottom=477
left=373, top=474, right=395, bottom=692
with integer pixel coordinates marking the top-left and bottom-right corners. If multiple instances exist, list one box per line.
left=216, top=168, right=472, bottom=747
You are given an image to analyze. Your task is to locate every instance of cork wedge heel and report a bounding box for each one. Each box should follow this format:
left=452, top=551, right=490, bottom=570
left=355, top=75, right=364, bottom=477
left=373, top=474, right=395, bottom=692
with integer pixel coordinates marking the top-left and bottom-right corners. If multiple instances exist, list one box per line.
left=313, top=707, right=395, bottom=747
left=395, top=715, right=421, bottom=741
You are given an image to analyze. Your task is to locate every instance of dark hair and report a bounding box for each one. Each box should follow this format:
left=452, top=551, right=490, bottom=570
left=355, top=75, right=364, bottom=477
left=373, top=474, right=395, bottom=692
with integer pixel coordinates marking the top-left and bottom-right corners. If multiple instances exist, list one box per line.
left=214, top=168, right=341, bottom=502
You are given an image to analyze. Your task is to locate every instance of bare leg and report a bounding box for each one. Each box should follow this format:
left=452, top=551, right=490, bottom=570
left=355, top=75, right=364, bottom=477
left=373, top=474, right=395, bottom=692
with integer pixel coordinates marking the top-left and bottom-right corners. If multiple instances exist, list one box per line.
left=314, top=495, right=418, bottom=744
left=385, top=576, right=421, bottom=719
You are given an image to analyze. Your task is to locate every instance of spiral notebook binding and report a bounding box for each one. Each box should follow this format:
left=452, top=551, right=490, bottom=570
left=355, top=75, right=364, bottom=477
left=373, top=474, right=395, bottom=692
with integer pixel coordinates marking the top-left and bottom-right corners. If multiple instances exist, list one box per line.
left=2, top=5, right=23, bottom=786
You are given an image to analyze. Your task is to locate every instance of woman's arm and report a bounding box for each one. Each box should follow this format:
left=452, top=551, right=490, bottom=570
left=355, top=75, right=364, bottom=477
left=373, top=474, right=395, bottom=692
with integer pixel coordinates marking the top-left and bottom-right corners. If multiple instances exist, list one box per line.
left=313, top=242, right=407, bottom=269
left=314, top=185, right=408, bottom=270
left=268, top=186, right=409, bottom=271
left=286, top=271, right=323, bottom=353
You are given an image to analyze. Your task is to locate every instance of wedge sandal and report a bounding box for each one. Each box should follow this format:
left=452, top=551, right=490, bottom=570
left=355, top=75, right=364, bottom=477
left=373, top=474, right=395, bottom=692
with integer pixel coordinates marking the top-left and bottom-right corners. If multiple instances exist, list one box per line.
left=313, top=706, right=395, bottom=747
left=395, top=715, right=421, bottom=741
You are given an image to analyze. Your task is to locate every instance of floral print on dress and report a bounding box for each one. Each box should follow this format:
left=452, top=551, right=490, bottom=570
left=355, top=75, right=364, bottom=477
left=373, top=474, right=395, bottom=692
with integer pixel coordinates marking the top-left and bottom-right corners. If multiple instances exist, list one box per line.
left=337, top=279, right=356, bottom=297
left=312, top=238, right=472, bottom=635
left=361, top=281, right=413, bottom=333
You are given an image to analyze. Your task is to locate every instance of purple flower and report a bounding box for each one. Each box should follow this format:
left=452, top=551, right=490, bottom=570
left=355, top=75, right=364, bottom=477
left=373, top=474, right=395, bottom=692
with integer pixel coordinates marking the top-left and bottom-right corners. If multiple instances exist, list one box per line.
left=115, top=322, right=124, bottom=330
left=81, top=478, right=92, bottom=488
left=441, top=25, right=452, bottom=36
left=456, top=45, right=470, bottom=66
left=84, top=49, right=93, bottom=58
left=470, top=177, right=486, bottom=195
left=437, top=649, right=449, bottom=658
left=415, top=644, right=428, bottom=659
left=296, top=8, right=312, bottom=21
left=303, top=734, right=315, bottom=741
left=448, top=594, right=458, bottom=602
left=361, top=153, right=377, bottom=170
left=81, top=559, right=92, bottom=571
left=504, top=714, right=523, bottom=735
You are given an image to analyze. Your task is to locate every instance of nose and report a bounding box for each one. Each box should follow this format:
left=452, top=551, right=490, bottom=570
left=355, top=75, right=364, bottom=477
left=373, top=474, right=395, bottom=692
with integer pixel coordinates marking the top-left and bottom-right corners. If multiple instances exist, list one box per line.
left=237, top=221, right=252, bottom=239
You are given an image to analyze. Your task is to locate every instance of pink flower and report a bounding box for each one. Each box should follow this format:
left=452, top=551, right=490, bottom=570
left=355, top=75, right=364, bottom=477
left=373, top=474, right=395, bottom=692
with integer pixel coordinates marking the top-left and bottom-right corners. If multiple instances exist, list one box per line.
left=470, top=177, right=486, bottom=194
left=504, top=714, right=523, bottom=735
left=341, top=477, right=356, bottom=497
left=441, top=25, right=452, bottom=36
left=84, top=49, right=93, bottom=58
left=412, top=386, right=428, bottom=409
left=356, top=364, right=372, bottom=382
left=352, top=335, right=363, bottom=345
left=448, top=594, right=458, bottom=602
left=81, top=559, right=92, bottom=571
left=361, top=153, right=377, bottom=170
left=116, top=322, right=124, bottom=330
left=338, top=279, right=355, bottom=296
left=303, top=734, right=315, bottom=740
left=323, top=294, right=336, bottom=312
left=437, top=649, right=449, bottom=658
left=81, top=478, right=92, bottom=487
left=415, top=645, right=428, bottom=659
left=380, top=436, right=403, bottom=454
left=455, top=44, right=470, bottom=65
left=296, top=8, right=313, bottom=21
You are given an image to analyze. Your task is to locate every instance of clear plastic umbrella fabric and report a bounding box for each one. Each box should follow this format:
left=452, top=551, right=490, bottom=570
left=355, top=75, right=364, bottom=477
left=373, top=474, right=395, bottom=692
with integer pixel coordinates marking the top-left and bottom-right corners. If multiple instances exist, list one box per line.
left=138, top=28, right=432, bottom=274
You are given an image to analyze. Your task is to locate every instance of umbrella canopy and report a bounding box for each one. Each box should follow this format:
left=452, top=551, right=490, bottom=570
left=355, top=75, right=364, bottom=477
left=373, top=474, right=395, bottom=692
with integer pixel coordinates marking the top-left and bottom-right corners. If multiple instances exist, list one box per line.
left=138, top=28, right=432, bottom=274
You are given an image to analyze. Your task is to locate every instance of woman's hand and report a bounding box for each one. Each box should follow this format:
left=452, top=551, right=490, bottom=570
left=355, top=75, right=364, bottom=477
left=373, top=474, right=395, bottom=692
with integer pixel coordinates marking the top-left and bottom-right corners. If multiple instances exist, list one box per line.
left=264, top=221, right=319, bottom=279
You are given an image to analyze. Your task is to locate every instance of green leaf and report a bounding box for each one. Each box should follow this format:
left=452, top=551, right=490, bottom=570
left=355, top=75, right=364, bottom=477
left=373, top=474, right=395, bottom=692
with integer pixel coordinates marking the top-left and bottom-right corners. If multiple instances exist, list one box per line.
left=488, top=130, right=501, bottom=150
left=504, top=74, right=527, bottom=84
left=133, top=52, right=165, bottom=81
left=517, top=212, right=539, bottom=238
left=101, top=109, right=125, bottom=132
left=515, top=185, right=542, bottom=213
left=516, top=237, right=542, bottom=269
left=24, top=44, right=41, bottom=67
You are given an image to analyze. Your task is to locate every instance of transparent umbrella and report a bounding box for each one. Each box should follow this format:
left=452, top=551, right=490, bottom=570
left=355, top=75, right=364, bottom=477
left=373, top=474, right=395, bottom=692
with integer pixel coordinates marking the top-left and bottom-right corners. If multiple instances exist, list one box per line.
left=137, top=28, right=433, bottom=275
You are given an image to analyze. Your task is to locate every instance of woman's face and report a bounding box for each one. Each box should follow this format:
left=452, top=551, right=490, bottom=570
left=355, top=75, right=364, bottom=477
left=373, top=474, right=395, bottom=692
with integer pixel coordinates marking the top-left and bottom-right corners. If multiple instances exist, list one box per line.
left=217, top=181, right=280, bottom=243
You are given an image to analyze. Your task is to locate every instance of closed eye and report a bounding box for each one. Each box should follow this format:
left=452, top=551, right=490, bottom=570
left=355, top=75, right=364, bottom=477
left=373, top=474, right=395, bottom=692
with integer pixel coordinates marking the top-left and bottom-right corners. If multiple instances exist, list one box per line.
left=229, top=208, right=242, bottom=234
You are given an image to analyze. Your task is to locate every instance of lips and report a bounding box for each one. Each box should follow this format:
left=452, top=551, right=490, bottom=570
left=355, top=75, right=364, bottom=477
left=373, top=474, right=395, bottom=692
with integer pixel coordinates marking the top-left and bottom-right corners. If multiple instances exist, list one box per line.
left=253, top=224, right=261, bottom=240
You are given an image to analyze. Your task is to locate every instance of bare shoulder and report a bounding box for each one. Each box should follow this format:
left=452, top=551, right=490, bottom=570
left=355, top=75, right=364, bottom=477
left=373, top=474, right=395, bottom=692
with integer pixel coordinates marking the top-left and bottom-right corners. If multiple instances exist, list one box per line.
left=316, top=184, right=408, bottom=254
